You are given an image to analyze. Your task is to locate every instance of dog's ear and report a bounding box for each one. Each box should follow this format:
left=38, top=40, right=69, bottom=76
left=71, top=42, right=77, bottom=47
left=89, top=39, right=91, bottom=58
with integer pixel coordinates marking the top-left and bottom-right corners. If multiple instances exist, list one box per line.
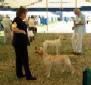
left=35, top=46, right=37, bottom=50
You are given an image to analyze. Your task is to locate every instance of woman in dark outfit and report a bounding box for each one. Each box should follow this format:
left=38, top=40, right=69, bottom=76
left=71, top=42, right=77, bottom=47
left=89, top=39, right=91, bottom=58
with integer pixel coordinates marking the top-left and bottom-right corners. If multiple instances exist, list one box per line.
left=12, top=7, right=36, bottom=80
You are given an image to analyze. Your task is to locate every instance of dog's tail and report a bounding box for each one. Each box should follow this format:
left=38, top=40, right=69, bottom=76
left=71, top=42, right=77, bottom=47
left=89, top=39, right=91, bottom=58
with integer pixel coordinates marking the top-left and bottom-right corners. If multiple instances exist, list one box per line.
left=65, top=57, right=72, bottom=67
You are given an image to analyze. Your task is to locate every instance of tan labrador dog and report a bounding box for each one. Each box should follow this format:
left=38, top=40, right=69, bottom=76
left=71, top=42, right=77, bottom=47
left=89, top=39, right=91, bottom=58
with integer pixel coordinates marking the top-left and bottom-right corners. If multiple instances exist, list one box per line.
left=43, top=36, right=61, bottom=55
left=35, top=47, right=74, bottom=78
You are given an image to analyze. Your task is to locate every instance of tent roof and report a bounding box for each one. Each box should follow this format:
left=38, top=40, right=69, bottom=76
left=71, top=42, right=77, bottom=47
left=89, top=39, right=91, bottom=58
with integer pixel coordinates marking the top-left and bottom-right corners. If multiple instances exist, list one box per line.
left=0, top=0, right=91, bottom=8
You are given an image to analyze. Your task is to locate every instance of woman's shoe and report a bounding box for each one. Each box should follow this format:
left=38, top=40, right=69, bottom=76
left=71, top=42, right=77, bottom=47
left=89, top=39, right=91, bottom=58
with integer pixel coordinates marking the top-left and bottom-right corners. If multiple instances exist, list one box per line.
left=17, top=74, right=25, bottom=79
left=26, top=76, right=36, bottom=80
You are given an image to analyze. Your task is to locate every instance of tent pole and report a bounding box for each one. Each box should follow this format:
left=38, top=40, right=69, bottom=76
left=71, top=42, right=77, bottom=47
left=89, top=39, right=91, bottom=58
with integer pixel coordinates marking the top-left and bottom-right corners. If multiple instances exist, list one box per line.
left=75, top=0, right=77, bottom=8
left=46, top=0, right=48, bottom=31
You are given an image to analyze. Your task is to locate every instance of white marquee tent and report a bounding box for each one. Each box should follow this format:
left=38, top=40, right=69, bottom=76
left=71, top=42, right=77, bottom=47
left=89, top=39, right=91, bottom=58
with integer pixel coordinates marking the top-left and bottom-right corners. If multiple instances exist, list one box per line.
left=0, top=0, right=91, bottom=8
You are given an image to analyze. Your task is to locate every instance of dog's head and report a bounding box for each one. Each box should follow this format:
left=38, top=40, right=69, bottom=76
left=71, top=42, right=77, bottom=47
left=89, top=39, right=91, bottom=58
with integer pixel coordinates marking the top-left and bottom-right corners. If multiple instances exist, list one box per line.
left=35, top=46, right=44, bottom=56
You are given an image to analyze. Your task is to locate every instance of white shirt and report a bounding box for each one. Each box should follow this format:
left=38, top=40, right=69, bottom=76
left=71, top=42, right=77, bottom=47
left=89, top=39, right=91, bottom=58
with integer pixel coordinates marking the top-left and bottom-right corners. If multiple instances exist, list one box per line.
left=28, top=18, right=36, bottom=27
left=74, top=13, right=86, bottom=34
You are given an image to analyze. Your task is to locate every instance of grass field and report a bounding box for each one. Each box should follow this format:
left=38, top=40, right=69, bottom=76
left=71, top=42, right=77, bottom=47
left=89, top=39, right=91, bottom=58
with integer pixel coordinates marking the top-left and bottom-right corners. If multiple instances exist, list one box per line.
left=0, top=33, right=91, bottom=85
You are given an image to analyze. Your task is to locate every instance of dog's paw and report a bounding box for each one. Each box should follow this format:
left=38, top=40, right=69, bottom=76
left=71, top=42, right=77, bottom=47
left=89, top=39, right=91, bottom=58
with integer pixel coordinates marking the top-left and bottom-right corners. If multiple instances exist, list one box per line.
left=71, top=71, right=75, bottom=74
left=47, top=74, right=50, bottom=78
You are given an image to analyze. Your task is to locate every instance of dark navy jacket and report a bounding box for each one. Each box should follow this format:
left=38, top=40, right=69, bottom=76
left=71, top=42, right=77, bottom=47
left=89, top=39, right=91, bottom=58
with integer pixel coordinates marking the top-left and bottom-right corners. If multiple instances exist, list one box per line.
left=12, top=17, right=30, bottom=46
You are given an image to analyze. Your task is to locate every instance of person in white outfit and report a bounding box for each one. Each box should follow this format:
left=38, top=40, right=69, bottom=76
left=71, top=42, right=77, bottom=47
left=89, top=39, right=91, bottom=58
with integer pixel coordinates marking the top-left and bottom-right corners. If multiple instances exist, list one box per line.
left=28, top=15, right=37, bottom=35
left=72, top=8, right=86, bottom=55
left=1, top=15, right=12, bottom=43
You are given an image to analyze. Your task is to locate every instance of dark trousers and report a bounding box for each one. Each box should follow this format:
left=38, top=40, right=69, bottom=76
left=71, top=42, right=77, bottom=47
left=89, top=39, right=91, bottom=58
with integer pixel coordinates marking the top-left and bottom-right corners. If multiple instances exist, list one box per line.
left=14, top=45, right=32, bottom=79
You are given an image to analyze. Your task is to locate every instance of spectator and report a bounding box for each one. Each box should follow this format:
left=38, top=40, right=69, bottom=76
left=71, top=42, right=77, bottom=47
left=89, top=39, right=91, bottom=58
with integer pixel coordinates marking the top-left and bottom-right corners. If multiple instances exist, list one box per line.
left=72, top=8, right=86, bottom=55
left=28, top=15, right=37, bottom=35
left=1, top=15, right=12, bottom=43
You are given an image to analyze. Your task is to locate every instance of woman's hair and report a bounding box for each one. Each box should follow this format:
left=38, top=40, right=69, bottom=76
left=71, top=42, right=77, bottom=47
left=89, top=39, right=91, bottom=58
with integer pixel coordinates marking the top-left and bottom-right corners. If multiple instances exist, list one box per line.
left=16, top=6, right=28, bottom=17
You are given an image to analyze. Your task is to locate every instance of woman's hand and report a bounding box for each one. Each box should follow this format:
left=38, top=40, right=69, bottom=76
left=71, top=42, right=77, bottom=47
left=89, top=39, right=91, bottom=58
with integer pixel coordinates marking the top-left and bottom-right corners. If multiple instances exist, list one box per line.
left=21, top=30, right=26, bottom=34
left=12, top=22, right=17, bottom=29
left=12, top=22, right=26, bottom=34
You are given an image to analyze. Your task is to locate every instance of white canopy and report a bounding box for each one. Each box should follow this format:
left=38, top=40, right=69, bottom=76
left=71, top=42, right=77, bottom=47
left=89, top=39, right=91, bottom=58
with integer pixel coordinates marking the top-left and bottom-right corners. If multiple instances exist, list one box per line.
left=0, top=0, right=91, bottom=8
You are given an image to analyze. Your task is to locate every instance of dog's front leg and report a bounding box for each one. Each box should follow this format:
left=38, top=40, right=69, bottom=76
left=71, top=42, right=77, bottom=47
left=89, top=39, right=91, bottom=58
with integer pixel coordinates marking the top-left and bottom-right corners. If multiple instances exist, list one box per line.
left=56, top=45, right=59, bottom=55
left=44, top=64, right=52, bottom=78
left=47, top=64, right=52, bottom=78
left=43, top=43, right=47, bottom=53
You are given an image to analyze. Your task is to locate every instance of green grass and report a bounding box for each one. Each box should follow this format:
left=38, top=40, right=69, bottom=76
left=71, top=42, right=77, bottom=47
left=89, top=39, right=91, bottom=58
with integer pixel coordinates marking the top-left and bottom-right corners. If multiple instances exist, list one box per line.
left=0, top=33, right=91, bottom=85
